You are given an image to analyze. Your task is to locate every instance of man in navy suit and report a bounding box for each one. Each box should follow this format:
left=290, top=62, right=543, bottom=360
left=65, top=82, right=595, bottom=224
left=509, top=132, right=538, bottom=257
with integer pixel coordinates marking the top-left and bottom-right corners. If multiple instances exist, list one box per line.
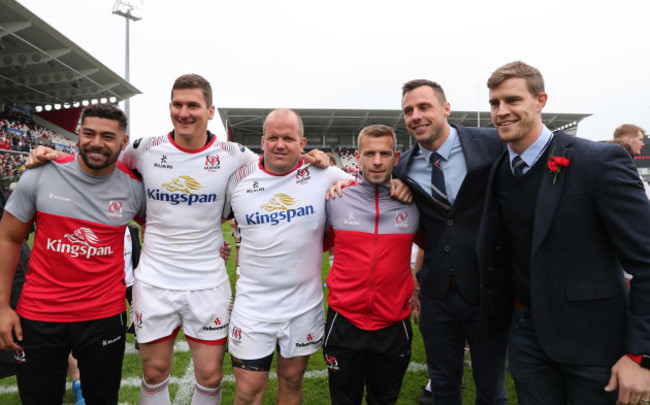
left=478, top=61, right=650, bottom=404
left=393, top=80, right=507, bottom=405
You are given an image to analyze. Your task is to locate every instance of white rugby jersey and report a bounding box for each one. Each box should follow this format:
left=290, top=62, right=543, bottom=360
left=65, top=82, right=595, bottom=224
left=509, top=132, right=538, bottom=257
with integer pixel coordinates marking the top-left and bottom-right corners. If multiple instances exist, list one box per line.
left=121, top=133, right=257, bottom=289
left=224, top=158, right=349, bottom=321
left=124, top=227, right=134, bottom=287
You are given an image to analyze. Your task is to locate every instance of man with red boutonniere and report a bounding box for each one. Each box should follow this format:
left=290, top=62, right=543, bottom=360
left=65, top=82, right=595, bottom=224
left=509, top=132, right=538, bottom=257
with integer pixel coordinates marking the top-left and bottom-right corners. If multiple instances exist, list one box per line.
left=477, top=61, right=650, bottom=405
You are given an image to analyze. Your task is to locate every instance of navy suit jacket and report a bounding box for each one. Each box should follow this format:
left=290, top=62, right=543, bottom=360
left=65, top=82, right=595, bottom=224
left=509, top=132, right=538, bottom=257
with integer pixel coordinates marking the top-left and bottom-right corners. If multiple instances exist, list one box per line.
left=477, top=131, right=650, bottom=365
left=393, top=125, right=504, bottom=331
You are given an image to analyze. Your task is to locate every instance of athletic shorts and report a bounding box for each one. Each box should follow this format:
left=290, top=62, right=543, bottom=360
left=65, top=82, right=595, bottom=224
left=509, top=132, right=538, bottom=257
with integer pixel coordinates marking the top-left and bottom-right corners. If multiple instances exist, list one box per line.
left=17, top=312, right=126, bottom=405
left=132, top=280, right=232, bottom=343
left=228, top=304, right=324, bottom=360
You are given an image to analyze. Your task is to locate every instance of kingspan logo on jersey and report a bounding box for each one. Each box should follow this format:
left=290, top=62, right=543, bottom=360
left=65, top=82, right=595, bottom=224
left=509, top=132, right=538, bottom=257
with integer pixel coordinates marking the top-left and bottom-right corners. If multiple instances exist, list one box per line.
left=147, top=176, right=217, bottom=206
left=46, top=227, right=114, bottom=259
left=245, top=193, right=315, bottom=226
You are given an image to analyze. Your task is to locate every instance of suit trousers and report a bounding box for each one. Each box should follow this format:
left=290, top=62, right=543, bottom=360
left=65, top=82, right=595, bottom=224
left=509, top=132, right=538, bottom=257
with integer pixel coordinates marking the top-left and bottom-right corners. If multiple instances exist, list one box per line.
left=419, top=287, right=508, bottom=405
left=508, top=305, right=617, bottom=404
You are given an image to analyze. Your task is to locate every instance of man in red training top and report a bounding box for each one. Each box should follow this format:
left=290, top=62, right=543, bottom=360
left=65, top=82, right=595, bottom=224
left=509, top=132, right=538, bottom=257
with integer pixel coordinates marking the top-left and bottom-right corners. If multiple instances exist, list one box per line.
left=0, top=103, right=145, bottom=405
left=323, top=124, right=421, bottom=405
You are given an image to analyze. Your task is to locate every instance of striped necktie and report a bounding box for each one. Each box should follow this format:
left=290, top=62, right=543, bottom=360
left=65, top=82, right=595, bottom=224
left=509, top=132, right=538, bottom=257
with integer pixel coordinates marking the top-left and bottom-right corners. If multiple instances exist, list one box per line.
left=512, top=155, right=527, bottom=179
left=430, top=152, right=451, bottom=210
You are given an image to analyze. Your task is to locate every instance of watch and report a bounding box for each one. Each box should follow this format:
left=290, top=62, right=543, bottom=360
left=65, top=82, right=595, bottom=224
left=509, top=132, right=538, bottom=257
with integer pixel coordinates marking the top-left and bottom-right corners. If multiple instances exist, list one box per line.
left=641, top=355, right=650, bottom=370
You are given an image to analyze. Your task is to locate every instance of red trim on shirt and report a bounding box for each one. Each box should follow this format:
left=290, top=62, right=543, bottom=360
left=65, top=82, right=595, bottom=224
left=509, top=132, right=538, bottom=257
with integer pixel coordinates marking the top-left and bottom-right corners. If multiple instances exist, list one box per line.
left=55, top=154, right=75, bottom=164
left=167, top=132, right=216, bottom=154
left=258, top=157, right=304, bottom=176
left=116, top=160, right=141, bottom=180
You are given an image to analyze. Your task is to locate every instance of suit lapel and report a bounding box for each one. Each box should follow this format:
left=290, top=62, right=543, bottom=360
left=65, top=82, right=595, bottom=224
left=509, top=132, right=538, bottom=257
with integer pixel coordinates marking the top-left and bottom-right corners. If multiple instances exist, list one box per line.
left=400, top=143, right=431, bottom=197
left=531, top=132, right=574, bottom=258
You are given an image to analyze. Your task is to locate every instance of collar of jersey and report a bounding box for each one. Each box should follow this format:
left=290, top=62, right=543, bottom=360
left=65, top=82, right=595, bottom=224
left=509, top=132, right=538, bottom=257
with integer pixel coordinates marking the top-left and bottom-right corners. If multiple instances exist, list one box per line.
left=167, top=130, right=216, bottom=154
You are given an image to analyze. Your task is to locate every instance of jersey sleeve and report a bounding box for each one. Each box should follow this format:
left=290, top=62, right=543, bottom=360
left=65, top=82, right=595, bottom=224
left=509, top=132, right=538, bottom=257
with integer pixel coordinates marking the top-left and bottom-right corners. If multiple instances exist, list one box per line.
left=225, top=141, right=258, bottom=169
left=129, top=177, right=147, bottom=222
left=325, top=165, right=353, bottom=186
left=224, top=159, right=259, bottom=219
left=223, top=172, right=237, bottom=220
left=5, top=168, right=39, bottom=223
left=120, top=140, right=142, bottom=171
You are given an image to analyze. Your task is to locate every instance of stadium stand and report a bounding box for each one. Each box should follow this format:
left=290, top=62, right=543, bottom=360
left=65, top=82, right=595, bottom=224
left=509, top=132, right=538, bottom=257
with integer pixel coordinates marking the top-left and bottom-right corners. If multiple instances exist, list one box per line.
left=335, top=146, right=360, bottom=176
left=0, top=0, right=140, bottom=193
left=0, top=109, right=79, bottom=188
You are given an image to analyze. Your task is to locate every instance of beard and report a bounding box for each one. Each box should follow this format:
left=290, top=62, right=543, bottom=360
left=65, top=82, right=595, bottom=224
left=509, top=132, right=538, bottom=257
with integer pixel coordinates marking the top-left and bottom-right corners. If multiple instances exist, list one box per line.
left=79, top=146, right=118, bottom=171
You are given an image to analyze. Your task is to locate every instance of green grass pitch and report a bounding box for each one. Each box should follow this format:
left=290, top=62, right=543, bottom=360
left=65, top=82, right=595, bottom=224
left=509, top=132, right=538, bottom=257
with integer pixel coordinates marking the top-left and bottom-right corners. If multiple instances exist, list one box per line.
left=0, top=223, right=517, bottom=404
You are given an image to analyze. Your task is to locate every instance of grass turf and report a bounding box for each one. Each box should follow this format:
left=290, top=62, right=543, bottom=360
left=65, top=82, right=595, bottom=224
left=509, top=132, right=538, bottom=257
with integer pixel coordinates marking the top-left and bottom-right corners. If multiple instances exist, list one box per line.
left=0, top=222, right=517, bottom=404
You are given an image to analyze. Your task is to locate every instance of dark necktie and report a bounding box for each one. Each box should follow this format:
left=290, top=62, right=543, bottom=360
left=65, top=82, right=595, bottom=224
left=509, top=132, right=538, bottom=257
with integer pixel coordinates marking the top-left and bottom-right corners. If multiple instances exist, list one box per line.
left=512, top=156, right=527, bottom=179
left=430, top=152, right=451, bottom=210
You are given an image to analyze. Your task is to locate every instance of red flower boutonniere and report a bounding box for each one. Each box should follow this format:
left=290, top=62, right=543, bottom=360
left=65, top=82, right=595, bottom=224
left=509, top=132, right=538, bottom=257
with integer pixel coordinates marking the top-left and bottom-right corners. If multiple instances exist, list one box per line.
left=548, top=150, right=569, bottom=184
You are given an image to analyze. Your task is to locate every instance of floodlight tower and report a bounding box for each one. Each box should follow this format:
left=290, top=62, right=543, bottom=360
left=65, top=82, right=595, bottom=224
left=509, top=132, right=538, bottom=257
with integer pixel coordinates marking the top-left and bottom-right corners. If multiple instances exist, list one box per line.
left=112, top=0, right=143, bottom=133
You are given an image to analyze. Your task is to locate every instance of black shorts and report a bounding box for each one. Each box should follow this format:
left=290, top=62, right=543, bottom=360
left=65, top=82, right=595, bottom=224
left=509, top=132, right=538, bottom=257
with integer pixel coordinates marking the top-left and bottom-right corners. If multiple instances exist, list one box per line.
left=16, top=312, right=127, bottom=405
left=323, top=308, right=412, bottom=405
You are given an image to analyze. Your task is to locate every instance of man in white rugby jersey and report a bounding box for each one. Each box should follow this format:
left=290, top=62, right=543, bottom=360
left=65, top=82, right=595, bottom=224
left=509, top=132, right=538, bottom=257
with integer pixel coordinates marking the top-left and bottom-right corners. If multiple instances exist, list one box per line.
left=224, top=109, right=350, bottom=405
left=121, top=74, right=257, bottom=405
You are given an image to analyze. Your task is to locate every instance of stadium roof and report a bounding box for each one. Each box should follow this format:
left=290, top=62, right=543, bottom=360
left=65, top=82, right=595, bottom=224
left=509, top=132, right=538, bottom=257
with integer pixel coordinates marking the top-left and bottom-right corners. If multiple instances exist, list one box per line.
left=218, top=108, right=592, bottom=149
left=0, top=0, right=140, bottom=109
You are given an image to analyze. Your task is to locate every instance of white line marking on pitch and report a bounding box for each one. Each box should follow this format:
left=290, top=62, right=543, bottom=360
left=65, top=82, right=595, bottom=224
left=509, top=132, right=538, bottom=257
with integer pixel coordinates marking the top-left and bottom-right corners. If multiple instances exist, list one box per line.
left=171, top=358, right=195, bottom=405
left=0, top=361, right=427, bottom=397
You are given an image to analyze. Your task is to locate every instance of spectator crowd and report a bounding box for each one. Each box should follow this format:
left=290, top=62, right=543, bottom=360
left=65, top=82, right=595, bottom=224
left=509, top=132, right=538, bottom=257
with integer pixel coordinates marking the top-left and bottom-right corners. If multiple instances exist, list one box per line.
left=0, top=110, right=77, bottom=182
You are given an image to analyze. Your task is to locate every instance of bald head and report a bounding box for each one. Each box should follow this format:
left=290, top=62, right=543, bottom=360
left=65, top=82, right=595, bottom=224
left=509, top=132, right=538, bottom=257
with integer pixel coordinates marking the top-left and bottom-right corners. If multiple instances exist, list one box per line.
left=261, top=108, right=306, bottom=174
left=263, top=108, right=304, bottom=138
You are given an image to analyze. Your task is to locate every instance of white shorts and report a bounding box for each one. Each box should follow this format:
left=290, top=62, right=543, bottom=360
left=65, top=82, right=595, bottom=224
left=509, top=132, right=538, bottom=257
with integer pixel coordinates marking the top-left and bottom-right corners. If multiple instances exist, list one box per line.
left=228, top=304, right=324, bottom=360
left=132, top=279, right=232, bottom=344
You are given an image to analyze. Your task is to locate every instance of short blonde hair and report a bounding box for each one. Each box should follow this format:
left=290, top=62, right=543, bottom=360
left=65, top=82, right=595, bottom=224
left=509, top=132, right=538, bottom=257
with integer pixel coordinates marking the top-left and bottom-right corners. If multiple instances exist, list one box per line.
left=358, top=125, right=397, bottom=152
left=487, top=61, right=545, bottom=97
left=613, top=124, right=645, bottom=140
